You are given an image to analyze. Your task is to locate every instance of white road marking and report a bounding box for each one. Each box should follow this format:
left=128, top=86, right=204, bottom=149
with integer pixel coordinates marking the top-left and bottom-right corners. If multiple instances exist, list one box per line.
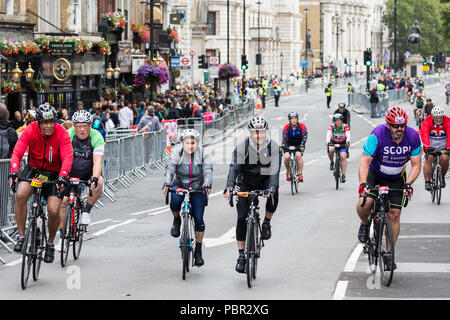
left=130, top=205, right=170, bottom=216
left=204, top=227, right=236, bottom=248
left=333, top=281, right=348, bottom=300
left=344, top=243, right=364, bottom=272
left=4, top=258, right=22, bottom=267
left=398, top=235, right=450, bottom=239
left=91, top=219, right=136, bottom=237
left=90, top=219, right=113, bottom=226
left=357, top=114, right=377, bottom=128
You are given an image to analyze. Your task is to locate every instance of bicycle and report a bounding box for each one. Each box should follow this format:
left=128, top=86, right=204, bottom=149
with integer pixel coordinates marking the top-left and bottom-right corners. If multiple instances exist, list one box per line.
left=415, top=107, right=425, bottom=128
left=328, top=143, right=349, bottom=190
left=61, top=178, right=91, bottom=267
left=283, top=146, right=302, bottom=195
left=361, top=185, right=410, bottom=287
left=166, top=187, right=208, bottom=280
left=12, top=177, right=60, bottom=290
left=427, top=149, right=448, bottom=205
left=229, top=189, right=272, bottom=288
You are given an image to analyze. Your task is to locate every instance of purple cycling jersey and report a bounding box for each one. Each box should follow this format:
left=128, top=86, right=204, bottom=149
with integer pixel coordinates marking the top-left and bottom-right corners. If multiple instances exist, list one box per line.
left=363, top=124, right=422, bottom=181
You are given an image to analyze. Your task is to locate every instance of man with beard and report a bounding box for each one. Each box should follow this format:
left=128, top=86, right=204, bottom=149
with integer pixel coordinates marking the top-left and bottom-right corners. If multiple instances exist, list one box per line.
left=355, top=106, right=421, bottom=271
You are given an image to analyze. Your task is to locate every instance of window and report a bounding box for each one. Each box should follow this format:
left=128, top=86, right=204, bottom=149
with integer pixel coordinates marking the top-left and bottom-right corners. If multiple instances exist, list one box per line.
left=0, top=0, right=6, bottom=13
left=207, top=11, right=216, bottom=35
left=74, top=0, right=82, bottom=33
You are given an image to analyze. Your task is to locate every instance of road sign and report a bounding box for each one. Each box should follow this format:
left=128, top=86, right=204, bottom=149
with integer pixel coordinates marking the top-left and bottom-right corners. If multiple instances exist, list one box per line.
left=423, top=65, right=430, bottom=72
left=170, top=56, right=181, bottom=68
left=180, top=57, right=191, bottom=71
left=209, top=56, right=219, bottom=66
left=300, top=61, right=309, bottom=67
left=190, top=50, right=196, bottom=58
left=206, top=51, right=212, bottom=58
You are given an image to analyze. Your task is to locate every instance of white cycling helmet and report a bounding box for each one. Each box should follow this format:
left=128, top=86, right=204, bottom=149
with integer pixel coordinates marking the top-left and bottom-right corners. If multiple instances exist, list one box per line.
left=431, top=106, right=445, bottom=118
left=72, top=109, right=93, bottom=123
left=248, top=116, right=269, bottom=131
left=180, top=129, right=201, bottom=142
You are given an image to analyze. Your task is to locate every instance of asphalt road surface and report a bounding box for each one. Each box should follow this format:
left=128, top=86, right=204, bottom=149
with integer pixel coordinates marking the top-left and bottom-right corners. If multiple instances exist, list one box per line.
left=1, top=83, right=449, bottom=300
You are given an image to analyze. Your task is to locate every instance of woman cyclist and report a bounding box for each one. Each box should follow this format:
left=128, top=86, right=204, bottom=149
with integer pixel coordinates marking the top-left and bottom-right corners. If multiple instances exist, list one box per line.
left=163, top=129, right=213, bottom=267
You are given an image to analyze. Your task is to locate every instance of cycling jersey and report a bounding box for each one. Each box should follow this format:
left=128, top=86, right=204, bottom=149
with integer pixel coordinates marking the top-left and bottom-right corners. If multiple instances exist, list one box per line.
left=282, top=123, right=307, bottom=147
left=363, top=124, right=422, bottom=180
left=418, top=115, right=450, bottom=151
left=10, top=121, right=73, bottom=177
left=327, top=124, right=350, bottom=144
left=68, top=128, right=105, bottom=178
left=415, top=97, right=425, bottom=108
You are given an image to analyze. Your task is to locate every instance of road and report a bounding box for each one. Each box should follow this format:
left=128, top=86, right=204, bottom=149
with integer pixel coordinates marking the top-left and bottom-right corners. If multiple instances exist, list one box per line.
left=0, top=84, right=449, bottom=300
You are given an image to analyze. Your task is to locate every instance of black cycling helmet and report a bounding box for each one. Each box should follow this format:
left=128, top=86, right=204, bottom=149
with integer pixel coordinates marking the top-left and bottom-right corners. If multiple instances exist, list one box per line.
left=36, top=104, right=57, bottom=122
left=338, top=102, right=346, bottom=108
left=288, top=112, right=299, bottom=120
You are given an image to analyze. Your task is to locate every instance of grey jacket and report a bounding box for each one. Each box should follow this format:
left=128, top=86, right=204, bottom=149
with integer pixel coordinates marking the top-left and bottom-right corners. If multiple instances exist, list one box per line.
left=138, top=114, right=160, bottom=132
left=165, top=145, right=213, bottom=190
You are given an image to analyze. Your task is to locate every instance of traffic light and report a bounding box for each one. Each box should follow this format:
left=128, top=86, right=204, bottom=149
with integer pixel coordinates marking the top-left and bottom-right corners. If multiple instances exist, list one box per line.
left=256, top=53, right=262, bottom=66
left=198, top=55, right=208, bottom=69
left=344, top=58, right=348, bottom=66
left=241, top=54, right=248, bottom=71
left=423, top=61, right=427, bottom=66
left=364, top=50, right=372, bottom=67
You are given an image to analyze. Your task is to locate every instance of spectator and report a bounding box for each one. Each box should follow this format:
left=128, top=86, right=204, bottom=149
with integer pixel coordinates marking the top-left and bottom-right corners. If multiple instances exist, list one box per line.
left=61, top=108, right=70, bottom=122
left=10, top=111, right=24, bottom=130
left=92, top=116, right=106, bottom=141
left=109, top=103, right=120, bottom=128
left=369, top=85, right=379, bottom=118
left=0, top=103, right=18, bottom=158
left=62, top=120, right=74, bottom=130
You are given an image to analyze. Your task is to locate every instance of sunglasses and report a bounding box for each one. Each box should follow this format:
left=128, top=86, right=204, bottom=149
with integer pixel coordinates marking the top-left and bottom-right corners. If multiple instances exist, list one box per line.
left=390, top=123, right=407, bottom=129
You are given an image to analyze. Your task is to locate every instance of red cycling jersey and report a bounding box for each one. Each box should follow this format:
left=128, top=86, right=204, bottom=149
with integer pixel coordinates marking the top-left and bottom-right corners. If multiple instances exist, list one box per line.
left=418, top=115, right=450, bottom=151
left=10, top=121, right=73, bottom=177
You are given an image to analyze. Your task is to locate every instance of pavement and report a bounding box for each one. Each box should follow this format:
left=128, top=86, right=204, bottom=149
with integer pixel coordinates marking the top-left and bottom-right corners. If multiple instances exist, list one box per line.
left=0, top=84, right=448, bottom=300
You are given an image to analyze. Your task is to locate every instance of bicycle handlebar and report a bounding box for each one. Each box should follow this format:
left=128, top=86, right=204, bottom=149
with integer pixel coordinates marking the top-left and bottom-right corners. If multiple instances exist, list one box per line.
left=165, top=187, right=209, bottom=206
left=360, top=185, right=410, bottom=208
left=227, top=189, right=274, bottom=208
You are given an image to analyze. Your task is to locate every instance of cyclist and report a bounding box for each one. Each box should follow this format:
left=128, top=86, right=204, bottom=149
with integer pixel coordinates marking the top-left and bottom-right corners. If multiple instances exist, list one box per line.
left=356, top=106, right=421, bottom=271
left=8, top=104, right=73, bottom=264
left=58, top=109, right=105, bottom=239
left=413, top=93, right=426, bottom=121
left=334, top=102, right=351, bottom=127
left=327, top=114, right=351, bottom=183
left=224, top=116, right=281, bottom=273
left=417, top=78, right=424, bottom=93
left=406, top=80, right=415, bottom=103
left=445, top=82, right=450, bottom=105
left=163, top=129, right=213, bottom=267
left=424, top=98, right=435, bottom=118
left=418, top=106, right=450, bottom=190
left=281, top=112, right=307, bottom=182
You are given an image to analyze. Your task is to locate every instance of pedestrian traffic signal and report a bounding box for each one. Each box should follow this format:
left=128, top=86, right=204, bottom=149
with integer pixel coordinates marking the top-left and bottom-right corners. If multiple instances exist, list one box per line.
left=364, top=50, right=372, bottom=67
left=198, top=55, right=208, bottom=69
left=241, top=54, right=248, bottom=71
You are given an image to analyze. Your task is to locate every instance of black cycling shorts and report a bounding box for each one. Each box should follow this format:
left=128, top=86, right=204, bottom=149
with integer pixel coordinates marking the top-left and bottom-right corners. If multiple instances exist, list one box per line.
left=21, top=165, right=60, bottom=199
left=235, top=182, right=279, bottom=242
left=363, top=168, right=406, bottom=210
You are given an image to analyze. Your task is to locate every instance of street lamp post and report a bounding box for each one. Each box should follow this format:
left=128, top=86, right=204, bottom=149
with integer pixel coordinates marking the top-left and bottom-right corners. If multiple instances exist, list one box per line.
left=434, top=20, right=438, bottom=71
left=393, top=0, right=397, bottom=72
left=257, top=1, right=262, bottom=79
left=304, top=8, right=309, bottom=76
left=226, top=0, right=231, bottom=104
left=280, top=52, right=283, bottom=81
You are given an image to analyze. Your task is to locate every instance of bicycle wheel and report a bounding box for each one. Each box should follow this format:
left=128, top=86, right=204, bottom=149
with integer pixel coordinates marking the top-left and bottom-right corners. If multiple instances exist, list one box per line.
left=21, top=218, right=35, bottom=290
left=61, top=206, right=72, bottom=267
left=290, top=162, right=295, bottom=196
left=294, top=162, right=299, bottom=194
left=73, top=207, right=84, bottom=260
left=32, top=216, right=46, bottom=281
left=378, top=217, right=395, bottom=287
left=436, top=166, right=442, bottom=205
left=245, top=219, right=255, bottom=288
left=252, top=222, right=259, bottom=280
left=334, top=154, right=340, bottom=190
left=181, top=215, right=190, bottom=280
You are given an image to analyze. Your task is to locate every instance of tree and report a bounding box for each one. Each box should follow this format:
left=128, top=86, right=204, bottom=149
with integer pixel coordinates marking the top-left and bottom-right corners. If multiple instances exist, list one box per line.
left=383, top=0, right=449, bottom=68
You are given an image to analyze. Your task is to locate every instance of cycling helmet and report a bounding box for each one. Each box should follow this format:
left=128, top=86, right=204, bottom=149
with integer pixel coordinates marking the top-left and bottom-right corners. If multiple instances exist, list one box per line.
left=72, top=109, right=93, bottom=124
left=431, top=106, right=445, bottom=118
left=36, top=104, right=57, bottom=122
left=338, top=102, right=346, bottom=108
left=385, top=106, right=408, bottom=125
left=248, top=116, right=269, bottom=131
left=288, top=112, right=299, bottom=120
left=333, top=113, right=344, bottom=122
left=180, top=129, right=201, bottom=142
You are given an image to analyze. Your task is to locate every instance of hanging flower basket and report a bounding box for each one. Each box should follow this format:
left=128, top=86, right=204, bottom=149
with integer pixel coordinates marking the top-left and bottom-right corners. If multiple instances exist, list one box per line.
left=133, top=63, right=170, bottom=87
left=131, top=23, right=150, bottom=43
left=1, top=79, right=22, bottom=94
left=96, top=39, right=111, bottom=55
left=118, top=83, right=132, bottom=95
left=103, top=12, right=127, bottom=30
left=218, top=64, right=240, bottom=80
left=30, top=79, right=50, bottom=93
left=168, top=29, right=180, bottom=42
left=101, top=87, right=118, bottom=100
